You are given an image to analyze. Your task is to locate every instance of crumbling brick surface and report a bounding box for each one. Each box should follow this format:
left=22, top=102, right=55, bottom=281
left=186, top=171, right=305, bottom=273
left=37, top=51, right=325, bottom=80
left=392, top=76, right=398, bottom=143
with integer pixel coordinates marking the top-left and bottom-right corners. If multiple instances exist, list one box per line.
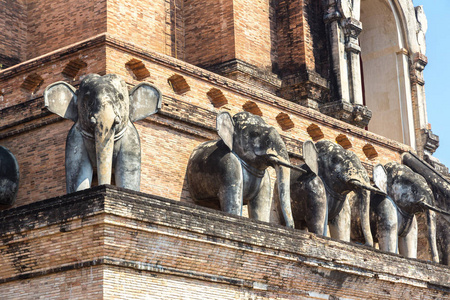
left=0, top=186, right=448, bottom=299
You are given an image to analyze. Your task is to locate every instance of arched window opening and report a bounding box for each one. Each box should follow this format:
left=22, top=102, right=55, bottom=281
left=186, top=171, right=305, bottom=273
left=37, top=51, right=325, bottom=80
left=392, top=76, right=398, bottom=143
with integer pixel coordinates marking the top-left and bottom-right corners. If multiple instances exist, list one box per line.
left=359, top=0, right=415, bottom=148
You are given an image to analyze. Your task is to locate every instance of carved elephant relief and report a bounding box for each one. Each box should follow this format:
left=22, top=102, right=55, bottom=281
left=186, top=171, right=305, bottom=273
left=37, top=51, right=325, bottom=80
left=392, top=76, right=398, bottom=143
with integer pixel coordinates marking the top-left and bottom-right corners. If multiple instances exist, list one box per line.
left=187, top=111, right=306, bottom=228
left=44, top=74, right=162, bottom=193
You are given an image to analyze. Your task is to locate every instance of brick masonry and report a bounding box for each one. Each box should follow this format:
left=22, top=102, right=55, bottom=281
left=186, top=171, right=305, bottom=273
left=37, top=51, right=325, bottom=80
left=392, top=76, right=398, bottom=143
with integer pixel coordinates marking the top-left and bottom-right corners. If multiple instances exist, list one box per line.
left=0, top=186, right=448, bottom=299
left=0, top=35, right=409, bottom=209
left=0, top=1, right=446, bottom=297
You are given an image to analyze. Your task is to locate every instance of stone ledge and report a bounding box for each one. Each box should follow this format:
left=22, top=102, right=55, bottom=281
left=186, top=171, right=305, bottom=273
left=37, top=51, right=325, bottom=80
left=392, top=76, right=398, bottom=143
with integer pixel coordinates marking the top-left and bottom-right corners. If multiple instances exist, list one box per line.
left=0, top=185, right=448, bottom=299
left=205, top=59, right=282, bottom=94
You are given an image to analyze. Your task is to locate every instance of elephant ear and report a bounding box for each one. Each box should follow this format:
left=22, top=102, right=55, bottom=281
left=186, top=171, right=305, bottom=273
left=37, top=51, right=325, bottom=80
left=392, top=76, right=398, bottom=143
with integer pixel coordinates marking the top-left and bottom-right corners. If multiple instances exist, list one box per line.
left=373, top=164, right=388, bottom=194
left=216, top=112, right=234, bottom=151
left=129, top=83, right=162, bottom=122
left=44, top=82, right=78, bottom=122
left=303, top=140, right=319, bottom=175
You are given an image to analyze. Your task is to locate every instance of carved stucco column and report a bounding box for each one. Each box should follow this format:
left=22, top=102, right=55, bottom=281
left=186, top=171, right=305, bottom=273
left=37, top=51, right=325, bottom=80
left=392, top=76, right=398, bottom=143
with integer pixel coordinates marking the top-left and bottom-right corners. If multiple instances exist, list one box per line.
left=321, top=0, right=371, bottom=128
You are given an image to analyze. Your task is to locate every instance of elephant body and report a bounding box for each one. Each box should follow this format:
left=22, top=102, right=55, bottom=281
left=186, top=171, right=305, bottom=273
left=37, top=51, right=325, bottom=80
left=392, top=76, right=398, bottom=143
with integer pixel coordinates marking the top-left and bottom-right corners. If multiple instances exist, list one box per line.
left=314, top=140, right=382, bottom=246
left=187, top=112, right=296, bottom=228
left=0, top=146, right=19, bottom=206
left=44, top=74, right=161, bottom=193
left=371, top=162, right=440, bottom=262
left=403, top=152, right=450, bottom=265
left=289, top=167, right=327, bottom=235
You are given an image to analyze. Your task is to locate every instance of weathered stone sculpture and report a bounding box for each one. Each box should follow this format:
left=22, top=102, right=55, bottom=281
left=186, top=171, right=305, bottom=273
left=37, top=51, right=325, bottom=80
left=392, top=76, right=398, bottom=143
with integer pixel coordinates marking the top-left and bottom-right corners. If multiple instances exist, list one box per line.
left=44, top=74, right=162, bottom=193
left=314, top=140, right=385, bottom=246
left=187, top=111, right=305, bottom=228
left=278, top=140, right=328, bottom=235
left=402, top=152, right=450, bottom=264
left=371, top=162, right=449, bottom=263
left=0, top=146, right=20, bottom=206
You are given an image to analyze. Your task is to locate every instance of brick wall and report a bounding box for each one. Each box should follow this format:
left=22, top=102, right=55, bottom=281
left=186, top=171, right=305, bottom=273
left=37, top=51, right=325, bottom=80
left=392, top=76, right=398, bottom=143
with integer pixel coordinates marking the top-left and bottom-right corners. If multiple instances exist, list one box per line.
left=0, top=43, right=106, bottom=110
left=184, top=0, right=235, bottom=68
left=0, top=37, right=409, bottom=208
left=26, top=0, right=106, bottom=60
left=0, top=187, right=448, bottom=299
left=106, top=0, right=166, bottom=55
left=233, top=0, right=275, bottom=71
left=0, top=0, right=27, bottom=69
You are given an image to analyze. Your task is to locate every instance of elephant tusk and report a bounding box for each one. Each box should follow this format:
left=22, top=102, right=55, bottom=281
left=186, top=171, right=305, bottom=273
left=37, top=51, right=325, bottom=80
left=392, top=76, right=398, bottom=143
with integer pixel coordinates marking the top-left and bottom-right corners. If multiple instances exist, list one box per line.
left=267, top=156, right=307, bottom=174
left=420, top=201, right=450, bottom=217
left=348, top=179, right=387, bottom=196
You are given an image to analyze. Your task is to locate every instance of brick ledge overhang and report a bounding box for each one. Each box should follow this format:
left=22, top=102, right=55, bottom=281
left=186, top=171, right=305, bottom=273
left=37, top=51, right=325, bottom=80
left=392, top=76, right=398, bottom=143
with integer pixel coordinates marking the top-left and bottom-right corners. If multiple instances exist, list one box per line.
left=0, top=185, right=448, bottom=293
left=0, top=33, right=411, bottom=154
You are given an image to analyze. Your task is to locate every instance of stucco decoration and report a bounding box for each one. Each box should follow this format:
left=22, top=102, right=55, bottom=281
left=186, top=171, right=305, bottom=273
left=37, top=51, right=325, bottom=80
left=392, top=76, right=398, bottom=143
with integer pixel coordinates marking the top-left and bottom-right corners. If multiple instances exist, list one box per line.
left=415, top=5, right=428, bottom=55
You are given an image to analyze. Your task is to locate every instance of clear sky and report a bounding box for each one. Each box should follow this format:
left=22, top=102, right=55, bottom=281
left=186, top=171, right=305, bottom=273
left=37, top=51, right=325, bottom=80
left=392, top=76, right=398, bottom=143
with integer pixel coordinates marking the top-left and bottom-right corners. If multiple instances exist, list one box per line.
left=413, top=0, right=450, bottom=168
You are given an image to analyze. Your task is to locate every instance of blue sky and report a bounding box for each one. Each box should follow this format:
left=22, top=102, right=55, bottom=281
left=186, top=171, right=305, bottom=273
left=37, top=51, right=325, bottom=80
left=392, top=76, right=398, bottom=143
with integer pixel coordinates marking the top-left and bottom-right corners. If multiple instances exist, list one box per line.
left=413, top=0, right=450, bottom=168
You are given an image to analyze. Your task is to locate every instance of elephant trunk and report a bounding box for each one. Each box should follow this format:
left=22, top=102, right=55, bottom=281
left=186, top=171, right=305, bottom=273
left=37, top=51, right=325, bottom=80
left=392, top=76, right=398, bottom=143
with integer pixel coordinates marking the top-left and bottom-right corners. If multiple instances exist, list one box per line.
left=420, top=201, right=450, bottom=217
left=274, top=163, right=295, bottom=228
left=348, top=179, right=386, bottom=196
left=94, top=107, right=119, bottom=186
left=267, top=156, right=307, bottom=174
left=347, top=179, right=375, bottom=247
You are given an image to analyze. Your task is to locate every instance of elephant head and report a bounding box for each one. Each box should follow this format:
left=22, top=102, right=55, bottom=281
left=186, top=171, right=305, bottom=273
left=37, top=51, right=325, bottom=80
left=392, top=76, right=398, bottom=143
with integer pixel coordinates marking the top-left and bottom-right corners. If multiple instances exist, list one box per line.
left=0, top=146, right=20, bottom=206
left=382, top=161, right=443, bottom=262
left=402, top=152, right=450, bottom=264
left=315, top=140, right=384, bottom=246
left=44, top=74, right=162, bottom=192
left=188, top=111, right=303, bottom=227
left=219, top=112, right=306, bottom=226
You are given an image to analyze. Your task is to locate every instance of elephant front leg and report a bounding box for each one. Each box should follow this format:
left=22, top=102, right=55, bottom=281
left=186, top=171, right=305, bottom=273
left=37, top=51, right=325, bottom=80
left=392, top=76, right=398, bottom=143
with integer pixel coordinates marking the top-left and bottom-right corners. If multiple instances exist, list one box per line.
left=398, top=215, right=418, bottom=259
left=374, top=197, right=398, bottom=254
left=66, top=126, right=93, bottom=193
left=115, top=125, right=141, bottom=191
left=218, top=181, right=244, bottom=216
left=304, top=176, right=328, bottom=235
left=248, top=172, right=271, bottom=223
left=329, top=198, right=351, bottom=242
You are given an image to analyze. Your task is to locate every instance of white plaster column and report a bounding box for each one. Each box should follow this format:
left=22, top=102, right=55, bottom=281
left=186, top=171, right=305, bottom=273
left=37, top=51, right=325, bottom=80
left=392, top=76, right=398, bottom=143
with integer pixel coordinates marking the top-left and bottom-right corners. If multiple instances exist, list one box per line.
left=344, top=18, right=363, bottom=106
left=321, top=0, right=371, bottom=128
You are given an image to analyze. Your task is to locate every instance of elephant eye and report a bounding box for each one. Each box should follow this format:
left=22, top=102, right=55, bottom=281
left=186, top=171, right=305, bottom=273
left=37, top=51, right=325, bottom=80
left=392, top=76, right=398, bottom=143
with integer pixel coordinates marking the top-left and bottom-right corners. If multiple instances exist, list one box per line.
left=249, top=131, right=259, bottom=138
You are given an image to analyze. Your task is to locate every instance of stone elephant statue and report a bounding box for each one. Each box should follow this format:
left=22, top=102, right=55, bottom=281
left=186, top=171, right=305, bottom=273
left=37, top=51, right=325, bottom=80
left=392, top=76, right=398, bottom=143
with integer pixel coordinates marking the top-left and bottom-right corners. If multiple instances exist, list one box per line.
left=371, top=162, right=450, bottom=263
left=187, top=111, right=306, bottom=228
left=275, top=140, right=328, bottom=235
left=44, top=74, right=162, bottom=193
left=402, top=152, right=450, bottom=265
left=0, top=146, right=20, bottom=206
left=314, top=140, right=385, bottom=246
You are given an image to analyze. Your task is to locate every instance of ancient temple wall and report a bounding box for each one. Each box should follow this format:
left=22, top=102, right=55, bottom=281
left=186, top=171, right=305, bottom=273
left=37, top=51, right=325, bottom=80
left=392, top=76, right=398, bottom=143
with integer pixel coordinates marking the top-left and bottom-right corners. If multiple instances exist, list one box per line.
left=184, top=0, right=235, bottom=68
left=106, top=0, right=168, bottom=56
left=0, top=0, right=27, bottom=69
left=0, top=187, right=448, bottom=299
left=232, top=0, right=274, bottom=71
left=0, top=44, right=106, bottom=110
left=1, top=36, right=410, bottom=209
left=25, top=0, right=107, bottom=60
